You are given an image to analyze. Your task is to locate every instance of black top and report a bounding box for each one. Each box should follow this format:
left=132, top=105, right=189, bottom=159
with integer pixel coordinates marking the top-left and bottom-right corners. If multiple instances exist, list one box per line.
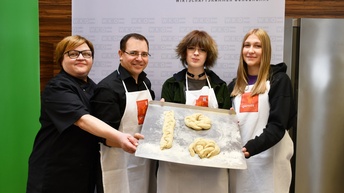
left=27, top=70, right=101, bottom=193
left=187, top=78, right=207, bottom=90
left=90, top=65, right=155, bottom=130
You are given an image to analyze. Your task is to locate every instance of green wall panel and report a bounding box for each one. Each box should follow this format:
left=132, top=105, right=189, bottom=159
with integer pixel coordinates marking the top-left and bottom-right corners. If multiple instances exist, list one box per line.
left=0, top=0, right=40, bottom=192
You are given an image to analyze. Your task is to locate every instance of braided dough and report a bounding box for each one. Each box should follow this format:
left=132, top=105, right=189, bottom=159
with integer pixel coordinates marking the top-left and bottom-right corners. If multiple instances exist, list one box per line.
left=184, top=113, right=212, bottom=130
left=189, top=138, right=220, bottom=158
left=160, top=110, right=176, bottom=150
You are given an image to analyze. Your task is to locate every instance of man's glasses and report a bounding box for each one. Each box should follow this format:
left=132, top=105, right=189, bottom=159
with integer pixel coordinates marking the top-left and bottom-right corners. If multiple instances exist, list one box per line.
left=65, top=50, right=93, bottom=59
left=124, top=51, right=150, bottom=58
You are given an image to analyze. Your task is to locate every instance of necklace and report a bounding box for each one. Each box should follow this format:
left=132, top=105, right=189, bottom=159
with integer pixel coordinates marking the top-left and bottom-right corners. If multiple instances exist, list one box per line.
left=186, top=71, right=206, bottom=79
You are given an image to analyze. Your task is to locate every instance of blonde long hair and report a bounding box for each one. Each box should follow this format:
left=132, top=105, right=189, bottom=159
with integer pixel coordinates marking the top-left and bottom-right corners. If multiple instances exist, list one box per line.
left=231, top=28, right=271, bottom=97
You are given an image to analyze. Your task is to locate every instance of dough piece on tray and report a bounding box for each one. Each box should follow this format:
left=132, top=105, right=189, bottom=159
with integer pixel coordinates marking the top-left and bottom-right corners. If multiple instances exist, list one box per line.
left=189, top=138, right=220, bottom=158
left=160, top=110, right=176, bottom=150
left=184, top=113, right=212, bottom=130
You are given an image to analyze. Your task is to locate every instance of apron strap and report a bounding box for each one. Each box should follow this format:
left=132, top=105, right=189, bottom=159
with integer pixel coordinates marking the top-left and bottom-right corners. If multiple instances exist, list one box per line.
left=185, top=72, right=212, bottom=91
left=122, top=80, right=149, bottom=93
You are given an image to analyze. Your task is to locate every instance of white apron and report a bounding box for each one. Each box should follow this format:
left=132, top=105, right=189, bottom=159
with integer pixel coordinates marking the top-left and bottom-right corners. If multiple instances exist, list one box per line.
left=157, top=74, right=228, bottom=193
left=230, top=82, right=293, bottom=193
left=184, top=74, right=218, bottom=108
left=100, top=81, right=155, bottom=193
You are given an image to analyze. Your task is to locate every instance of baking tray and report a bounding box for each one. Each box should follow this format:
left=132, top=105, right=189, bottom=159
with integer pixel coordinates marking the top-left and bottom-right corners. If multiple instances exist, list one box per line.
left=135, top=101, right=247, bottom=169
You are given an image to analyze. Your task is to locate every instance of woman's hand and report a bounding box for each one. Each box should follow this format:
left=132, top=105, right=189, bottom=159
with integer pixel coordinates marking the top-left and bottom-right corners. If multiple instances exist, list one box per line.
left=134, top=133, right=144, bottom=140
left=106, top=133, right=140, bottom=154
left=242, top=147, right=250, bottom=158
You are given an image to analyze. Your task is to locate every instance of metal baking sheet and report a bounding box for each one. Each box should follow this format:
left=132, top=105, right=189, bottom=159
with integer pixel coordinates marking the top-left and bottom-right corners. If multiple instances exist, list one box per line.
left=135, top=101, right=247, bottom=169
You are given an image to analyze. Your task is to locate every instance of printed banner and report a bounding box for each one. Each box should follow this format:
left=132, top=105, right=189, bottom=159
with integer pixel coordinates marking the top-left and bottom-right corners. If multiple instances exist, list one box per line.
left=72, top=0, right=285, bottom=98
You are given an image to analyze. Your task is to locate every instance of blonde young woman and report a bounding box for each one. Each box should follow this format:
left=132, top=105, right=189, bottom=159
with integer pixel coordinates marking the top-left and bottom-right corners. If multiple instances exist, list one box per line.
left=228, top=28, right=297, bottom=193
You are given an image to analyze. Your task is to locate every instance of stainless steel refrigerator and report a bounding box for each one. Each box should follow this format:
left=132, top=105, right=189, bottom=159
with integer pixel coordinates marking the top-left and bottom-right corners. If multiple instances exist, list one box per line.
left=286, top=18, right=344, bottom=193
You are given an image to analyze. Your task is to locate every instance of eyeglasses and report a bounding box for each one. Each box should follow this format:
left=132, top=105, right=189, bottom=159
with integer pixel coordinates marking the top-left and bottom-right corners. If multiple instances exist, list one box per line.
left=64, top=50, right=93, bottom=59
left=124, top=51, right=150, bottom=58
left=187, top=46, right=207, bottom=54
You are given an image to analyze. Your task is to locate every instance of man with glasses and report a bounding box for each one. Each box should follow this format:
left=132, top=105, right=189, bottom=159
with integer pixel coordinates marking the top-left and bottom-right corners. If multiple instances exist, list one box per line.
left=91, top=33, right=156, bottom=193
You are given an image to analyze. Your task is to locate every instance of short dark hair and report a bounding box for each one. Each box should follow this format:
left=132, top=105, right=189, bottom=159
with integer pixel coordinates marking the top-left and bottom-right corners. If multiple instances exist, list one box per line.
left=120, top=33, right=149, bottom=52
left=176, top=30, right=218, bottom=69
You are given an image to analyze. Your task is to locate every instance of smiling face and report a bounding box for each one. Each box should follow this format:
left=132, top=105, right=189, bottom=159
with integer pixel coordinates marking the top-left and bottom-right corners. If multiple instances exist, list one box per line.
left=242, top=34, right=262, bottom=75
left=119, top=37, right=149, bottom=81
left=61, top=43, right=93, bottom=81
